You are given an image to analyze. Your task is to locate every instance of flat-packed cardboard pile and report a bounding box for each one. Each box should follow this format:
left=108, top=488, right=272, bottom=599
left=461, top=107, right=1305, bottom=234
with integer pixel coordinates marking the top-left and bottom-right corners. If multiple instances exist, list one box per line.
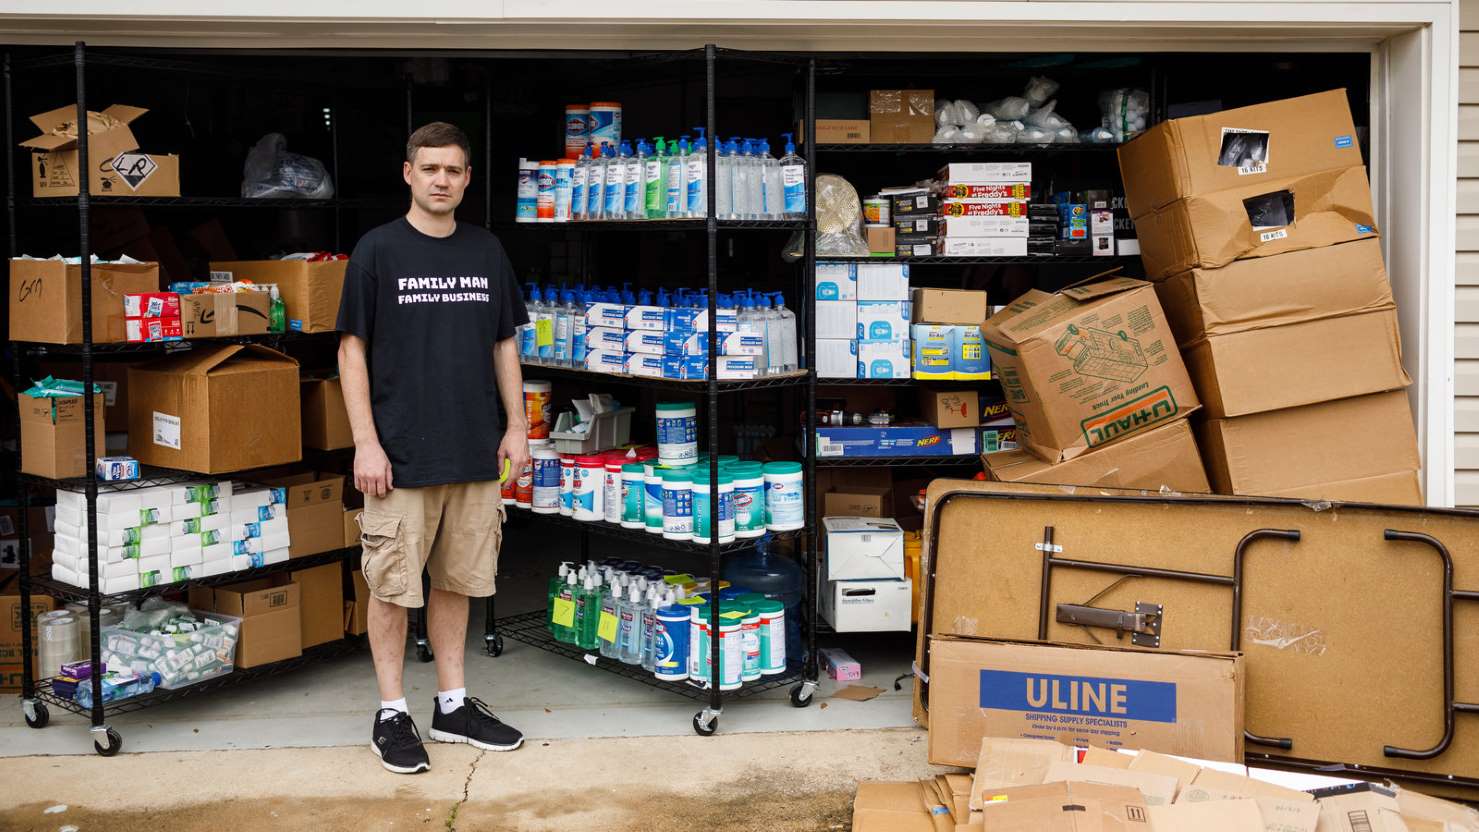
left=980, top=271, right=1210, bottom=492
left=1119, top=89, right=1420, bottom=504
left=852, top=736, right=1479, bottom=831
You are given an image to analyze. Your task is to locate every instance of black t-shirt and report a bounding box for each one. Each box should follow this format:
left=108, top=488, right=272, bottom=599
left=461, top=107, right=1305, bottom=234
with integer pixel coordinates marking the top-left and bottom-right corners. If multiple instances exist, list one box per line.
left=336, top=218, right=529, bottom=488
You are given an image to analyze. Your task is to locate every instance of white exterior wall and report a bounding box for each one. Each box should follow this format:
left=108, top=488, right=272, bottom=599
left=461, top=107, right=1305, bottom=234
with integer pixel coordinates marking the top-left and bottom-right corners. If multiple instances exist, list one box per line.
left=0, top=0, right=1460, bottom=504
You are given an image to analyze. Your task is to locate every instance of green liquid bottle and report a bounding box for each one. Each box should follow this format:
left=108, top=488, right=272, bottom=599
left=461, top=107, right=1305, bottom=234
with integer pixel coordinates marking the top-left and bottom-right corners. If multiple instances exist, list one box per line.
left=645, top=136, right=667, bottom=219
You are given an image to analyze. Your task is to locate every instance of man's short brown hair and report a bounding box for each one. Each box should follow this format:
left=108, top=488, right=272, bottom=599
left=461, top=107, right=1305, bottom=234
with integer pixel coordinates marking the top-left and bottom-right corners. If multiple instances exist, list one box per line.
left=406, top=122, right=471, bottom=166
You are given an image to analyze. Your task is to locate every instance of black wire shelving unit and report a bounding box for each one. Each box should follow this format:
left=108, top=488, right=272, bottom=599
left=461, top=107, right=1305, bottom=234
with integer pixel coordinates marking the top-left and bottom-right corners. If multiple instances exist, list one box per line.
left=510, top=511, right=802, bottom=555
left=814, top=143, right=1121, bottom=155
left=816, top=454, right=982, bottom=468
left=483, top=45, right=823, bottom=736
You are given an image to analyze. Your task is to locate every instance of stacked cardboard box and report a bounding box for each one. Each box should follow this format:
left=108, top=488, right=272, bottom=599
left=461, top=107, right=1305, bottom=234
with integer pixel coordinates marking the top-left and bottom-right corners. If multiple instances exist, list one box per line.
left=1120, top=90, right=1421, bottom=504
left=820, top=517, right=911, bottom=633
left=10, top=257, right=160, bottom=345
left=909, top=288, right=990, bottom=381
left=815, top=261, right=912, bottom=379
left=49, top=481, right=289, bottom=593
left=892, top=163, right=1032, bottom=257
left=980, top=272, right=1209, bottom=492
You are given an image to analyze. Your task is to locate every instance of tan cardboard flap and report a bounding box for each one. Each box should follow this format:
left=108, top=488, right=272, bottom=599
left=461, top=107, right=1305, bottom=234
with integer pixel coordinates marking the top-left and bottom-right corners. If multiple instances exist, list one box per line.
left=1316, top=790, right=1410, bottom=832
left=972, top=781, right=1149, bottom=831
left=1175, top=785, right=1321, bottom=832
left=1082, top=747, right=1134, bottom=769
left=1043, top=761, right=1178, bottom=806
left=1128, top=751, right=1205, bottom=799
left=852, top=782, right=939, bottom=832
left=983, top=418, right=1210, bottom=493
left=1149, top=798, right=1265, bottom=832
left=971, top=737, right=1076, bottom=811
left=1058, top=274, right=1143, bottom=302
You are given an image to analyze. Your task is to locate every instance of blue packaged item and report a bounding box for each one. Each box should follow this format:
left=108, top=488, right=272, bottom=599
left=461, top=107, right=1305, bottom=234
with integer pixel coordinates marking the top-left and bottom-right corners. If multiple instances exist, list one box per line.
left=856, top=339, right=910, bottom=379
left=814, top=425, right=979, bottom=458
left=96, top=455, right=140, bottom=482
left=856, top=301, right=910, bottom=341
left=815, top=261, right=858, bottom=301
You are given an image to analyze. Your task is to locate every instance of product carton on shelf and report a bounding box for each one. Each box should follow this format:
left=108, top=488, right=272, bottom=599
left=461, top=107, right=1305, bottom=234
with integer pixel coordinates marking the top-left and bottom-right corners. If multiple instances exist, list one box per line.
left=20, top=103, right=181, bottom=197
left=815, top=300, right=858, bottom=340
left=815, top=261, right=858, bottom=301
left=1132, top=164, right=1378, bottom=280
left=910, top=288, right=988, bottom=325
left=816, top=339, right=857, bottom=379
left=19, top=385, right=106, bottom=480
left=301, top=376, right=354, bottom=450
left=126, top=344, right=302, bottom=474
left=1118, top=89, right=1362, bottom=220
left=209, top=258, right=347, bottom=333
left=823, top=486, right=893, bottom=518
left=926, top=637, right=1244, bottom=769
left=815, top=424, right=978, bottom=458
left=189, top=578, right=302, bottom=668
left=823, top=516, right=905, bottom=580
left=820, top=576, right=911, bottom=633
left=856, top=261, right=910, bottom=301
left=9, top=257, right=160, bottom=344
left=919, top=389, right=980, bottom=428
left=0, top=591, right=56, bottom=687
left=1196, top=389, right=1423, bottom=504
left=267, top=472, right=345, bottom=558
left=983, top=417, right=1210, bottom=493
left=179, top=291, right=272, bottom=339
left=856, top=338, right=910, bottom=379
left=981, top=273, right=1199, bottom=463
left=291, top=562, right=346, bottom=649
left=869, top=89, right=935, bottom=144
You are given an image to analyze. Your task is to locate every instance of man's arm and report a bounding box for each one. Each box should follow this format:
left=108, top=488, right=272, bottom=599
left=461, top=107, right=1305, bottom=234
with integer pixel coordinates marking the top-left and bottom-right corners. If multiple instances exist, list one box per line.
left=493, top=336, right=530, bottom=480
left=339, top=333, right=394, bottom=498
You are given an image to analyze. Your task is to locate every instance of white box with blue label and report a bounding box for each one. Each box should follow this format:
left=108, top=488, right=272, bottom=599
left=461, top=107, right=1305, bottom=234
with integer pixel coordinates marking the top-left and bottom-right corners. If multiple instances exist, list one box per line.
left=586, top=327, right=627, bottom=352
left=857, top=300, right=910, bottom=341
left=856, top=262, right=910, bottom=301
left=817, top=339, right=857, bottom=379
left=584, top=302, right=627, bottom=329
left=816, top=261, right=858, bottom=301
left=815, top=424, right=976, bottom=458
left=667, top=331, right=766, bottom=357
left=924, top=636, right=1244, bottom=768
left=856, top=338, right=910, bottom=379
left=816, top=301, right=858, bottom=340
left=626, top=330, right=668, bottom=355
left=584, top=349, right=626, bottom=374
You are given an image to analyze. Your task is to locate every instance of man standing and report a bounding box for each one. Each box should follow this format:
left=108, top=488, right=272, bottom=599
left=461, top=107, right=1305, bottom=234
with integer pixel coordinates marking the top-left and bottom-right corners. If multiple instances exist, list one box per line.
left=338, top=122, right=531, bottom=774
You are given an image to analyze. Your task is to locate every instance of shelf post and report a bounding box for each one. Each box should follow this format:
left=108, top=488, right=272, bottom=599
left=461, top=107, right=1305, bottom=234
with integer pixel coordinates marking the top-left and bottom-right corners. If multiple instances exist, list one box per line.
left=803, top=57, right=820, bottom=686
left=704, top=43, right=723, bottom=719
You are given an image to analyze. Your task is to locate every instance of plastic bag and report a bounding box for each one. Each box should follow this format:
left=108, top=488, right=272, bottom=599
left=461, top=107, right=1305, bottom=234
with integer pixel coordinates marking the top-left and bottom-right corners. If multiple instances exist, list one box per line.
left=958, top=123, right=990, bottom=143
left=1055, top=125, right=1080, bottom=144
left=954, top=99, right=981, bottom=124
left=1099, top=89, right=1151, bottom=142
left=985, top=96, right=1031, bottom=121
left=982, top=123, right=1018, bottom=144
left=814, top=174, right=869, bottom=257
left=1085, top=126, right=1117, bottom=144
left=1019, top=126, right=1054, bottom=144
left=1023, top=76, right=1060, bottom=107
left=975, top=113, right=997, bottom=127
left=242, top=133, right=335, bottom=199
left=933, top=125, right=962, bottom=144
left=1025, top=100, right=1071, bottom=130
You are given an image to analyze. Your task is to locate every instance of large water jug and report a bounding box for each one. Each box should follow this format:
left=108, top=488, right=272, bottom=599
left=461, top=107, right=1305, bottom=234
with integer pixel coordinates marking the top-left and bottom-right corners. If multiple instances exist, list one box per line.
left=723, top=534, right=805, bottom=668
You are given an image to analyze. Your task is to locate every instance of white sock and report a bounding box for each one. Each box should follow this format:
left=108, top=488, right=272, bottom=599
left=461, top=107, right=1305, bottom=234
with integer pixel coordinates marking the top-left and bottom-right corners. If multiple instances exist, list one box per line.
left=437, top=688, right=466, bottom=715
left=380, top=697, right=408, bottom=717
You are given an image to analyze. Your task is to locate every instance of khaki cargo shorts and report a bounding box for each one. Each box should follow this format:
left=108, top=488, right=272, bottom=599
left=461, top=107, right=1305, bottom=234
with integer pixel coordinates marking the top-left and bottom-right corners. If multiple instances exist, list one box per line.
left=359, top=480, right=507, bottom=608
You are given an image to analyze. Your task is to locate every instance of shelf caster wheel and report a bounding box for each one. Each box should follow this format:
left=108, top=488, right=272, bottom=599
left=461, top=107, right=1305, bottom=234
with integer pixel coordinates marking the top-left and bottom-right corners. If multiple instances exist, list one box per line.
left=22, top=699, right=48, bottom=729
left=92, top=725, right=123, bottom=757
left=415, top=641, right=434, bottom=663
left=789, top=681, right=817, bottom=708
left=485, top=635, right=504, bottom=657
left=692, top=709, right=720, bottom=737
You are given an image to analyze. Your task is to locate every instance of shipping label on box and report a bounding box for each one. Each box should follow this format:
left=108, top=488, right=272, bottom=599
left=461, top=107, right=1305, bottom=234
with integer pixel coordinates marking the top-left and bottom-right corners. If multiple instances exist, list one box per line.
left=815, top=261, right=858, bottom=301
left=926, top=637, right=1244, bottom=768
left=982, top=274, right=1199, bottom=463
left=856, top=301, right=910, bottom=341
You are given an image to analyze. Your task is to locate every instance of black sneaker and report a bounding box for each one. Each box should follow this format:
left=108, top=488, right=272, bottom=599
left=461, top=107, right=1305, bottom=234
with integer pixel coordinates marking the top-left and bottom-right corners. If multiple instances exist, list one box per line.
left=371, top=708, right=431, bottom=774
left=429, top=696, right=525, bottom=751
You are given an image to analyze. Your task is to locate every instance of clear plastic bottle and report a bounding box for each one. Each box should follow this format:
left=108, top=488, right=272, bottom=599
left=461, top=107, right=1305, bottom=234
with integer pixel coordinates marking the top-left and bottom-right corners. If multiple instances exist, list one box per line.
left=624, top=140, right=645, bottom=220
left=572, top=286, right=589, bottom=368
left=761, top=138, right=784, bottom=219
left=779, top=133, right=807, bottom=219
left=618, top=583, right=643, bottom=665
left=686, top=128, right=709, bottom=219
left=585, top=144, right=606, bottom=221
left=547, top=561, right=572, bottom=632
left=715, top=139, right=735, bottom=220
left=770, top=292, right=798, bottom=372
left=536, top=286, right=557, bottom=365
left=520, top=283, right=542, bottom=363
left=731, top=139, right=752, bottom=220
left=722, top=535, right=804, bottom=670
left=644, top=137, right=666, bottom=220
left=666, top=138, right=686, bottom=218
left=744, top=139, right=765, bottom=220
left=554, top=571, right=579, bottom=643
left=639, top=589, right=661, bottom=671
left=599, top=581, right=621, bottom=658
left=576, top=573, right=600, bottom=650
left=603, top=144, right=626, bottom=220
left=571, top=143, right=591, bottom=222
left=553, top=288, right=573, bottom=367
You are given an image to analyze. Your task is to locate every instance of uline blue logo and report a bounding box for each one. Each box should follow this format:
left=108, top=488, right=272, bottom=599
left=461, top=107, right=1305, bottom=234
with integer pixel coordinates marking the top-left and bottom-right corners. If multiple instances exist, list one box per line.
left=1334, top=135, right=1354, bottom=149
left=1356, top=224, right=1374, bottom=234
left=979, top=670, right=1177, bottom=723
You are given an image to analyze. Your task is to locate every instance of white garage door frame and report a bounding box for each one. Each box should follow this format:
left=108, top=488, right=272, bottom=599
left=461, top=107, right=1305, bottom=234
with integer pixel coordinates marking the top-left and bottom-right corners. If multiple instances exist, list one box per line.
left=0, top=1, right=1459, bottom=505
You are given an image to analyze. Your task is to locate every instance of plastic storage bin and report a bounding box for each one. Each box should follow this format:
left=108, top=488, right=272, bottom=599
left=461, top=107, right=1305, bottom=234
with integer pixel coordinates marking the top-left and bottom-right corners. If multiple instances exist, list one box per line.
left=100, top=610, right=242, bottom=690
left=549, top=407, right=634, bottom=454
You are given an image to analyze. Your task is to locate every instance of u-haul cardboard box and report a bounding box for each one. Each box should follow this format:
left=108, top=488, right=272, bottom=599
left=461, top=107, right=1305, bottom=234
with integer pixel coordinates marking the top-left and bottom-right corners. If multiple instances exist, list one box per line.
left=927, top=636, right=1243, bottom=769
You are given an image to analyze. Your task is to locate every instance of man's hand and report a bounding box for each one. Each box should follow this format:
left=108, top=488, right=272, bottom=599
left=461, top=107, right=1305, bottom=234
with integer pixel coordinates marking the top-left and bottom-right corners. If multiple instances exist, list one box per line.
left=498, top=428, right=530, bottom=485
left=355, top=441, right=395, bottom=498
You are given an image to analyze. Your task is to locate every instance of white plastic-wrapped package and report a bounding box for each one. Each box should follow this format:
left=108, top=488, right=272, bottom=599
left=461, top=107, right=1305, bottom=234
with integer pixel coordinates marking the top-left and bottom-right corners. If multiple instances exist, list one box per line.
left=958, top=123, right=990, bottom=143
left=1019, top=126, right=1054, bottom=144
left=1023, top=76, right=1060, bottom=107
left=934, top=125, right=962, bottom=144
left=986, top=96, right=1031, bottom=121
left=982, top=123, right=1019, bottom=144
left=1025, top=100, right=1071, bottom=130
left=1099, top=88, right=1151, bottom=141
left=814, top=174, right=869, bottom=257
left=975, top=113, right=997, bottom=127
left=1085, top=126, right=1117, bottom=144
left=954, top=99, right=981, bottom=124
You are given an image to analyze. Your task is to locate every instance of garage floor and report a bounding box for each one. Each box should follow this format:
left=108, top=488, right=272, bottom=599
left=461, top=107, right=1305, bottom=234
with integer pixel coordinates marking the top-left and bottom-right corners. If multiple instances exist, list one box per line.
left=0, top=519, right=918, bottom=757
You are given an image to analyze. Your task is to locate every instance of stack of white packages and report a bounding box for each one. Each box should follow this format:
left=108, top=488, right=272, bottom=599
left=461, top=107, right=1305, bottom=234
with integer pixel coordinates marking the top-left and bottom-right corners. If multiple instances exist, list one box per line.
left=51, top=481, right=291, bottom=592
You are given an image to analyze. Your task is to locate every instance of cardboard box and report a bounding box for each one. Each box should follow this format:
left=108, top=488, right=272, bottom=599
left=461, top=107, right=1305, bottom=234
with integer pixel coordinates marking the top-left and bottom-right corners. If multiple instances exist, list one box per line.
left=269, top=473, right=347, bottom=558
left=20, top=389, right=107, bottom=479
left=920, top=389, right=980, bottom=428
left=1197, top=390, right=1422, bottom=503
left=972, top=781, right=1151, bottom=831
left=821, top=577, right=911, bottom=633
left=857, top=262, right=910, bottom=301
left=857, top=301, right=911, bottom=340
left=850, top=782, right=938, bottom=832
left=301, top=377, right=353, bottom=450
left=983, top=275, right=1200, bottom=463
left=209, top=259, right=348, bottom=334
left=815, top=425, right=977, bottom=458
left=1315, top=788, right=1410, bottom=832
left=816, top=261, right=858, bottom=301
left=291, top=563, right=345, bottom=649
left=1133, top=165, right=1378, bottom=280
left=938, top=163, right=1034, bottom=185
left=940, top=237, right=1029, bottom=258
left=1182, top=308, right=1409, bottom=419
left=1149, top=798, right=1266, bottom=831
left=817, top=339, right=857, bottom=379
left=926, top=636, right=1244, bottom=768
left=812, top=119, right=870, bottom=144
left=856, top=338, right=910, bottom=379
left=911, top=324, right=991, bottom=381
left=179, top=292, right=272, bottom=339
left=20, top=104, right=181, bottom=197
left=127, top=345, right=302, bottom=474
left=189, top=579, right=301, bottom=668
left=38, top=360, right=137, bottom=429
left=869, top=90, right=934, bottom=144
left=347, top=569, right=369, bottom=635
left=823, top=516, right=905, bottom=580
left=816, top=300, right=858, bottom=340
left=911, top=288, right=988, bottom=325
left=939, top=216, right=1032, bottom=238
left=866, top=225, right=895, bottom=254
left=1155, top=239, right=1394, bottom=347
left=10, top=258, right=160, bottom=344
left=823, top=486, right=893, bottom=518
left=0, top=591, right=56, bottom=683
left=1118, top=89, right=1362, bottom=220
left=984, top=419, right=1210, bottom=493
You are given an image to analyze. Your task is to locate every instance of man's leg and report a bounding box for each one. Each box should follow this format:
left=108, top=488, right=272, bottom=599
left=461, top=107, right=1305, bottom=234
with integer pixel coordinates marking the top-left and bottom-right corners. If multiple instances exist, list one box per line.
left=426, top=587, right=468, bottom=694
left=369, top=597, right=409, bottom=701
